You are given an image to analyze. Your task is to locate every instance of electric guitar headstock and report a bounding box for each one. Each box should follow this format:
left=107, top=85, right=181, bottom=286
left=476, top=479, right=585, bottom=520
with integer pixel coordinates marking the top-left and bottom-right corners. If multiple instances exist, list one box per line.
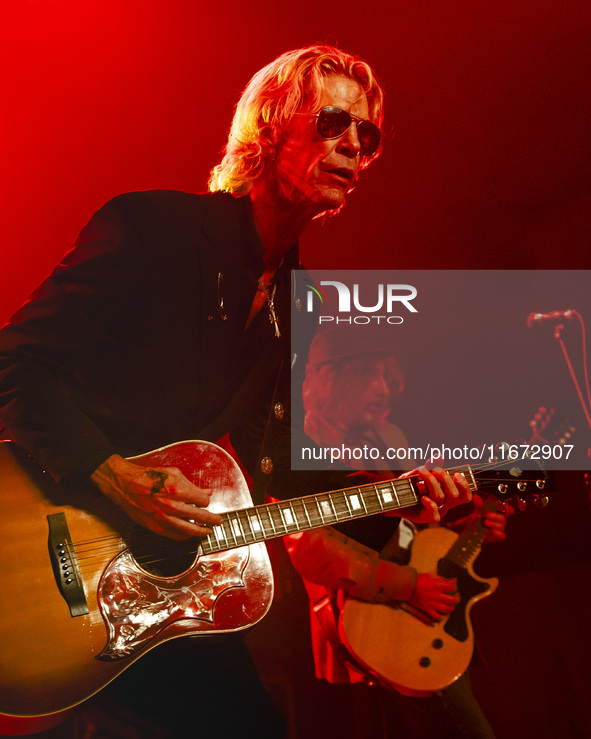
left=467, top=457, right=553, bottom=511
left=470, top=406, right=574, bottom=512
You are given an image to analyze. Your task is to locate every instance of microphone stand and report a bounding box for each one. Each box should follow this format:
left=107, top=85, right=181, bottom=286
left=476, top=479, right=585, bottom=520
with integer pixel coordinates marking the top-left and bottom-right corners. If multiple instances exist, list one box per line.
left=553, top=315, right=591, bottom=443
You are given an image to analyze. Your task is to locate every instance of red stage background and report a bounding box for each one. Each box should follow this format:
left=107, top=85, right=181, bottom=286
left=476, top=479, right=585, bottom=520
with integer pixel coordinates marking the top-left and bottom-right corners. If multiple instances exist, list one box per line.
left=2, top=1, right=590, bottom=737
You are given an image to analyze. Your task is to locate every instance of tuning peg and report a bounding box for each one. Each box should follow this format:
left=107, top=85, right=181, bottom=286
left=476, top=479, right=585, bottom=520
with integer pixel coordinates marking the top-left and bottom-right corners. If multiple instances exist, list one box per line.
left=516, top=497, right=527, bottom=511
left=534, top=494, right=549, bottom=508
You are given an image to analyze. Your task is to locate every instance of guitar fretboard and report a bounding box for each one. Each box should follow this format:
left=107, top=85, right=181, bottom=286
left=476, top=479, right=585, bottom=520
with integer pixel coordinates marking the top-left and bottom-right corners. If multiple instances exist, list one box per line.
left=443, top=498, right=500, bottom=570
left=201, top=468, right=477, bottom=555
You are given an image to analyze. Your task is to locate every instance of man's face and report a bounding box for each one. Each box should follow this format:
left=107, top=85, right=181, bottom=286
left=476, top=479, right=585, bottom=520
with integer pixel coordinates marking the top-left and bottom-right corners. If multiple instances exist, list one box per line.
left=274, top=74, right=370, bottom=217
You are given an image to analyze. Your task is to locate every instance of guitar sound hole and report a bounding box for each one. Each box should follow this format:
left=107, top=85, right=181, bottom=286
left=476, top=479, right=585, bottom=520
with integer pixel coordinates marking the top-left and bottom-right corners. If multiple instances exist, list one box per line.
left=127, top=529, right=200, bottom=577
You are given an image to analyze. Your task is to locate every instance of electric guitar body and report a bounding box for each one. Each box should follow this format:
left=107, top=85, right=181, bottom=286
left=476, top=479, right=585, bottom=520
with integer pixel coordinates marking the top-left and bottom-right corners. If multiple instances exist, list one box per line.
left=340, top=524, right=498, bottom=696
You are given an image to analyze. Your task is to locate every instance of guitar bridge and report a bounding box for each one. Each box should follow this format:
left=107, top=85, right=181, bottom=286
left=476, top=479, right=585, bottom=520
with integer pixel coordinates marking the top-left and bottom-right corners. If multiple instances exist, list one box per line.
left=47, top=512, right=89, bottom=617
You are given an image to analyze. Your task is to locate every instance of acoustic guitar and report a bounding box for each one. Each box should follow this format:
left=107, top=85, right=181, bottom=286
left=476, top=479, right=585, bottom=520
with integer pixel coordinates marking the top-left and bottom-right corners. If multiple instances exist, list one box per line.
left=0, top=439, right=550, bottom=723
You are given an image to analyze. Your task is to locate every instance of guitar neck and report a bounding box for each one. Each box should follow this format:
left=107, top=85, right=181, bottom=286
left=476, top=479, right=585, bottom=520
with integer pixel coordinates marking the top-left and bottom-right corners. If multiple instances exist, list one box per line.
left=201, top=467, right=478, bottom=555
left=443, top=498, right=500, bottom=569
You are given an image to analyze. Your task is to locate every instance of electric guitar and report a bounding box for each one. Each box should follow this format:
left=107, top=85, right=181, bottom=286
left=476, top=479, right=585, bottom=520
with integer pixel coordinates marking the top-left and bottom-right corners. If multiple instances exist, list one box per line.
left=0, top=439, right=551, bottom=721
left=339, top=413, right=565, bottom=697
left=339, top=497, right=505, bottom=696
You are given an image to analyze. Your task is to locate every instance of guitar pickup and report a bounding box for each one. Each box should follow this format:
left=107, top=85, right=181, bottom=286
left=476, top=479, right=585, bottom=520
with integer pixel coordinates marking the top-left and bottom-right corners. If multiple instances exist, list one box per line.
left=47, top=512, right=89, bottom=617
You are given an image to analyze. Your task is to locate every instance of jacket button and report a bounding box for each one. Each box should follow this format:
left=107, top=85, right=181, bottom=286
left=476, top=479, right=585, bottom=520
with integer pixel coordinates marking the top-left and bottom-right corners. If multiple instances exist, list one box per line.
left=260, top=457, right=273, bottom=475
left=273, top=402, right=284, bottom=419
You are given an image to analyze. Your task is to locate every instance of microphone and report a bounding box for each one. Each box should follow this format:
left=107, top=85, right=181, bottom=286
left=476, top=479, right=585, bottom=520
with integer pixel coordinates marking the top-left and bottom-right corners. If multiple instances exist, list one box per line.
left=526, top=309, right=577, bottom=329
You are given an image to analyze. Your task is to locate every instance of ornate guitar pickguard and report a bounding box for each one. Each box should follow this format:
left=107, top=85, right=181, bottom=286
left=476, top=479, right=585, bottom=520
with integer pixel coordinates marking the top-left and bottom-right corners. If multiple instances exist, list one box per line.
left=97, top=548, right=249, bottom=660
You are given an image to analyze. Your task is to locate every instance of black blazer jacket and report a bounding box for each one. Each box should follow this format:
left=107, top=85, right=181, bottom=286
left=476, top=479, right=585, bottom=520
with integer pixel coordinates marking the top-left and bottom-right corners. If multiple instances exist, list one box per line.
left=0, top=190, right=308, bottom=501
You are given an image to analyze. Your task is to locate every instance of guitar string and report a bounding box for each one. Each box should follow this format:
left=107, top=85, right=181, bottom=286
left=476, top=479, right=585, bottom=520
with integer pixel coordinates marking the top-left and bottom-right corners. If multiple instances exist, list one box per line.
left=70, top=459, right=539, bottom=558
left=70, top=479, right=420, bottom=567
left=70, top=493, right=532, bottom=575
left=67, top=458, right=546, bottom=571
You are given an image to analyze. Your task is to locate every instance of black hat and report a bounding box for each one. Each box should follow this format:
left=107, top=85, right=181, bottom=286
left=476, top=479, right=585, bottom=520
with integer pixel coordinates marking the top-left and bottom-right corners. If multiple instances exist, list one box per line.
left=307, top=325, right=398, bottom=366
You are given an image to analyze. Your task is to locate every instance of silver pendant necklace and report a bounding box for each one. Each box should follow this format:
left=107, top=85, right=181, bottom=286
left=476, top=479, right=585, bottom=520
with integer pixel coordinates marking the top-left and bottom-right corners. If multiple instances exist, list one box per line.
left=257, top=279, right=281, bottom=338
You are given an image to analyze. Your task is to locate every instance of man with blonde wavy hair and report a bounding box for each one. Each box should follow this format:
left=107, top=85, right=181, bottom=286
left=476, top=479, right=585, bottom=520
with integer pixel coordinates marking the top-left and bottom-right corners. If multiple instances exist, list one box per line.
left=208, top=45, right=386, bottom=314
left=0, top=44, right=470, bottom=736
left=209, top=45, right=384, bottom=194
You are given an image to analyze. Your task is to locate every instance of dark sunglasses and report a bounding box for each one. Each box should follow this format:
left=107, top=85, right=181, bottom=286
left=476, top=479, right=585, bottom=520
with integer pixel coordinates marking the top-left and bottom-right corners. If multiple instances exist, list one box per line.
left=315, top=106, right=381, bottom=157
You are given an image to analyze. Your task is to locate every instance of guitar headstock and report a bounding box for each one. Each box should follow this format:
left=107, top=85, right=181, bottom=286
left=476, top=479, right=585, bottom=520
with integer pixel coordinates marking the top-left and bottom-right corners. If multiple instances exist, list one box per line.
left=470, top=463, right=554, bottom=510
